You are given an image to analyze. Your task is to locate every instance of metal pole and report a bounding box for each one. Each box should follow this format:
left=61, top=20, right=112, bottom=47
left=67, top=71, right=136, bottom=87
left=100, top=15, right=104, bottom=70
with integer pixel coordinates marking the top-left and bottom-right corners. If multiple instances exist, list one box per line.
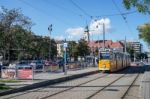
left=64, top=40, right=67, bottom=75
left=103, top=23, right=105, bottom=49
left=64, top=47, right=67, bottom=75
left=134, top=53, right=136, bottom=62
left=125, top=36, right=127, bottom=53
left=48, top=24, right=52, bottom=72
left=49, top=34, right=51, bottom=61
left=15, top=65, right=18, bottom=80
left=48, top=24, right=52, bottom=61
left=32, top=65, right=34, bottom=80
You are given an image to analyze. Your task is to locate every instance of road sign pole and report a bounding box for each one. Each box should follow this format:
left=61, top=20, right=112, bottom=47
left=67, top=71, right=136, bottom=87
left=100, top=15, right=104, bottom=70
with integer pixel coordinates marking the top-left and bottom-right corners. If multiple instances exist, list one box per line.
left=63, top=42, right=68, bottom=75
left=64, top=48, right=67, bottom=75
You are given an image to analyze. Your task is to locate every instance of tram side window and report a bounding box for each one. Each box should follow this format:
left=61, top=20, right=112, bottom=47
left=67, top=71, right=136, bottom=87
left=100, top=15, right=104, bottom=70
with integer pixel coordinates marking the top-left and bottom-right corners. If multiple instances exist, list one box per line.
left=113, top=54, right=116, bottom=60
left=117, top=54, right=120, bottom=60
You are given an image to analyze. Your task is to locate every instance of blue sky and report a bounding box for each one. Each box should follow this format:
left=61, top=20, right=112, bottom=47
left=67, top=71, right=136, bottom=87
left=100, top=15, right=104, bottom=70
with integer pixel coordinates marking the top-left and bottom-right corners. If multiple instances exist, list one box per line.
left=0, top=0, right=150, bottom=51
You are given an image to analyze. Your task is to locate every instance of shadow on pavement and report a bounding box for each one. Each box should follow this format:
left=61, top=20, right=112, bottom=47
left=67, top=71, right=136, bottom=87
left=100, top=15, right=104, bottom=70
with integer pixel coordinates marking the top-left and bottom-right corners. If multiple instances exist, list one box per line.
left=109, top=65, right=148, bottom=74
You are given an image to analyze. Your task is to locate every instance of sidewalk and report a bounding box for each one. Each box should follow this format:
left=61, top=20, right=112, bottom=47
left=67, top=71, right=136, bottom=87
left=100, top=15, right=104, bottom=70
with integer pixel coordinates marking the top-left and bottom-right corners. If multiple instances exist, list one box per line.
left=0, top=67, right=99, bottom=96
left=34, top=67, right=98, bottom=80
left=141, top=65, right=150, bottom=99
left=5, top=67, right=98, bottom=88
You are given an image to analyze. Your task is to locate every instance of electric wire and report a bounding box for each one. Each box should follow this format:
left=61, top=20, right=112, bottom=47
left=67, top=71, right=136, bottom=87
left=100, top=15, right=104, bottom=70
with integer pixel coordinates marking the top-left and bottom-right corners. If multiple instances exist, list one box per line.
left=93, top=10, right=137, bottom=18
left=43, top=0, right=83, bottom=17
left=111, top=0, right=133, bottom=34
left=18, top=0, right=72, bottom=27
left=18, top=0, right=137, bottom=34
left=69, top=0, right=92, bottom=18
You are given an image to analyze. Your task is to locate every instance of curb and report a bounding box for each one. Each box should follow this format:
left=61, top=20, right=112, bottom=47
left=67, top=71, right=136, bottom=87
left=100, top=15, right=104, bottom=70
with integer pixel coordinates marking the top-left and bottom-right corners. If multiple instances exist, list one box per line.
left=0, top=70, right=99, bottom=96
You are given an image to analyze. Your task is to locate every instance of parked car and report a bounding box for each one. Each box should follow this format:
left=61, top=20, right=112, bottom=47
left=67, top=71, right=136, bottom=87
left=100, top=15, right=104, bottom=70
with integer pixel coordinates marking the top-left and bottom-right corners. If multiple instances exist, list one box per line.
left=30, top=60, right=44, bottom=70
left=16, top=60, right=32, bottom=69
left=17, top=64, right=32, bottom=69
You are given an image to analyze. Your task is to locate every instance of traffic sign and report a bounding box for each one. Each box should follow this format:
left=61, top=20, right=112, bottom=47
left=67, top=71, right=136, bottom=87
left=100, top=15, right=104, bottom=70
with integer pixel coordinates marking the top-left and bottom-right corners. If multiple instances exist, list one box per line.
left=64, top=43, right=68, bottom=48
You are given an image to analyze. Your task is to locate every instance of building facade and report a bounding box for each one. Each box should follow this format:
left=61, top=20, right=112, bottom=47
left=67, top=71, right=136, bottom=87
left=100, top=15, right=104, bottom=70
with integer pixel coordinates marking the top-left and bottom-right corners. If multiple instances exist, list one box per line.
left=56, top=40, right=64, bottom=57
left=129, top=42, right=143, bottom=53
left=88, top=40, right=124, bottom=54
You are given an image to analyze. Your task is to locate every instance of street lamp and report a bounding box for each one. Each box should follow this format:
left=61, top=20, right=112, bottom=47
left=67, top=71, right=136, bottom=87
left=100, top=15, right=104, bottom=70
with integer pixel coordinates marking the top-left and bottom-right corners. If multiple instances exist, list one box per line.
left=97, top=20, right=105, bottom=50
left=63, top=39, right=68, bottom=75
left=84, top=25, right=90, bottom=43
left=48, top=24, right=52, bottom=61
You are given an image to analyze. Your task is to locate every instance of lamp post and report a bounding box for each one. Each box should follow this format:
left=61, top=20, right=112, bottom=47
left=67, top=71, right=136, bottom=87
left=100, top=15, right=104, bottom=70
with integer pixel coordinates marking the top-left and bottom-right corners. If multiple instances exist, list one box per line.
left=48, top=24, right=52, bottom=61
left=84, top=25, right=90, bottom=43
left=96, top=19, right=105, bottom=50
left=102, top=22, right=105, bottom=49
left=63, top=39, right=68, bottom=75
left=96, top=18, right=105, bottom=63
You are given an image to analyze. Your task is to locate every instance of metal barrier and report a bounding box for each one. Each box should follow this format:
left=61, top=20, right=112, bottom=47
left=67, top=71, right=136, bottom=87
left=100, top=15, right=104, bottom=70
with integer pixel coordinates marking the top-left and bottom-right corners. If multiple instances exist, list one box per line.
left=1, top=66, right=33, bottom=80
left=1, top=67, right=16, bottom=79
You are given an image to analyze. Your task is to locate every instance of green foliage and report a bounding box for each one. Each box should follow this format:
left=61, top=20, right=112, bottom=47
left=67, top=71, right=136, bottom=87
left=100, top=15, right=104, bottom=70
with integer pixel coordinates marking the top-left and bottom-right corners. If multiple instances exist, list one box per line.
left=95, top=47, right=99, bottom=56
left=126, top=44, right=134, bottom=61
left=0, top=6, right=33, bottom=61
left=138, top=23, right=150, bottom=46
left=77, top=39, right=90, bottom=57
left=50, top=39, right=57, bottom=59
left=66, top=39, right=90, bottom=60
left=0, top=85, right=12, bottom=90
left=0, top=7, right=57, bottom=61
left=0, top=80, right=22, bottom=83
left=135, top=52, right=148, bottom=60
left=123, top=0, right=150, bottom=14
left=68, top=41, right=78, bottom=59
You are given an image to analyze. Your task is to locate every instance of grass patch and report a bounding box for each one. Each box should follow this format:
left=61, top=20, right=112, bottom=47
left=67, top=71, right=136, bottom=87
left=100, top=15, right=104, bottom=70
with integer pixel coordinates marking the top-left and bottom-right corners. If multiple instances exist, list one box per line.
left=0, top=85, right=12, bottom=90
left=0, top=80, right=22, bottom=83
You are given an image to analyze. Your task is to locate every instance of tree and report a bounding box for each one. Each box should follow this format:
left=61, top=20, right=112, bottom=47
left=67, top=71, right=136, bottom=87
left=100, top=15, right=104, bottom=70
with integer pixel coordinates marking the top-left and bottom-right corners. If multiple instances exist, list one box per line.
left=26, top=36, right=57, bottom=60
left=95, top=47, right=99, bottom=56
left=50, top=39, right=57, bottom=60
left=68, top=41, right=78, bottom=61
left=0, top=6, right=33, bottom=61
left=123, top=0, right=150, bottom=14
left=126, top=44, right=135, bottom=61
left=0, top=6, right=58, bottom=61
left=77, top=39, right=90, bottom=57
left=138, top=23, right=150, bottom=46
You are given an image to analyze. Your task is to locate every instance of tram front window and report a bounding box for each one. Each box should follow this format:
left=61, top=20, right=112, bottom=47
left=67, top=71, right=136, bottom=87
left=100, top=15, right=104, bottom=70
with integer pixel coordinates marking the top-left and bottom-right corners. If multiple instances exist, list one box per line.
left=100, top=53, right=110, bottom=59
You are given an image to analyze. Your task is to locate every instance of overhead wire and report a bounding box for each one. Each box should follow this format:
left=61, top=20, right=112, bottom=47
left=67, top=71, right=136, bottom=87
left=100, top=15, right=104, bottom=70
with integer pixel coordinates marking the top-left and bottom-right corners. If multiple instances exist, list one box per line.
left=20, top=0, right=138, bottom=26
left=111, top=0, right=133, bottom=34
left=43, top=0, right=83, bottom=17
left=18, top=0, right=138, bottom=33
left=69, top=0, right=92, bottom=18
left=68, top=0, right=137, bottom=28
left=18, top=0, right=72, bottom=27
left=93, top=10, right=137, bottom=18
left=69, top=0, right=136, bottom=18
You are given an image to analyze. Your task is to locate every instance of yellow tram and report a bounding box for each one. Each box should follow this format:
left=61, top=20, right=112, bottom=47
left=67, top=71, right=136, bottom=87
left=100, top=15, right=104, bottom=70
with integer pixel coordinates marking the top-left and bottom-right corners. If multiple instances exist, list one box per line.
left=98, top=48, right=130, bottom=72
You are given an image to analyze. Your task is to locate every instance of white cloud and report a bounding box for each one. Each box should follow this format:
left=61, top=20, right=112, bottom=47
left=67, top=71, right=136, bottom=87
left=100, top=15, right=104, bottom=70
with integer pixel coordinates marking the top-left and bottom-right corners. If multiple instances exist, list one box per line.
left=89, top=18, right=112, bottom=35
left=64, top=18, right=112, bottom=40
left=0, top=7, right=2, bottom=12
left=54, top=35, right=65, bottom=40
left=66, top=27, right=84, bottom=36
left=67, top=35, right=73, bottom=40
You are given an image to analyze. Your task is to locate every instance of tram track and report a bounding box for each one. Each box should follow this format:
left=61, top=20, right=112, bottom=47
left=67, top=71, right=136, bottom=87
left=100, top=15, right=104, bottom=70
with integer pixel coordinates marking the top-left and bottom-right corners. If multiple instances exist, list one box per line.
left=86, top=73, right=126, bottom=99
left=3, top=73, right=109, bottom=99
left=121, top=73, right=140, bottom=99
left=40, top=68, right=132, bottom=99
left=40, top=73, right=109, bottom=99
left=42, top=74, right=129, bottom=99
left=86, top=67, right=143, bottom=99
left=2, top=66, right=142, bottom=99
